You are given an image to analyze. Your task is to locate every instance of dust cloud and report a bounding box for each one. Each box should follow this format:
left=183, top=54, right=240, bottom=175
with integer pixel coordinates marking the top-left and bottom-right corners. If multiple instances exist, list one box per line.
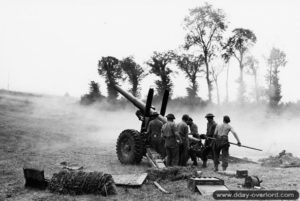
left=27, top=94, right=300, bottom=162
left=28, top=95, right=140, bottom=151
left=167, top=104, right=300, bottom=161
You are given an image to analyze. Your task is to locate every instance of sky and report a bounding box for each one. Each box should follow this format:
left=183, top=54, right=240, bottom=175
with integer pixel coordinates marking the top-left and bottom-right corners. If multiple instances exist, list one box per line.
left=0, top=0, right=300, bottom=102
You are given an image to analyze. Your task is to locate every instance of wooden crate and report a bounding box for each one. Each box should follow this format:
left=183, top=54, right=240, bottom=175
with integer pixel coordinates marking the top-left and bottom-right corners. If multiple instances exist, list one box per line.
left=196, top=185, right=228, bottom=196
left=188, top=177, right=224, bottom=192
left=112, top=173, right=148, bottom=187
left=23, top=167, right=48, bottom=189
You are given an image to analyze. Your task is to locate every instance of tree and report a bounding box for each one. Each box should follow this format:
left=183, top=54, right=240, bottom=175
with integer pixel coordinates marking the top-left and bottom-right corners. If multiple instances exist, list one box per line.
left=223, top=28, right=257, bottom=103
left=89, top=81, right=102, bottom=98
left=211, top=64, right=225, bottom=105
left=183, top=3, right=227, bottom=102
left=120, top=56, right=146, bottom=97
left=245, top=56, right=259, bottom=102
left=147, top=51, right=174, bottom=98
left=98, top=56, right=122, bottom=100
left=80, top=81, right=104, bottom=105
left=265, top=47, right=287, bottom=108
left=175, top=54, right=204, bottom=99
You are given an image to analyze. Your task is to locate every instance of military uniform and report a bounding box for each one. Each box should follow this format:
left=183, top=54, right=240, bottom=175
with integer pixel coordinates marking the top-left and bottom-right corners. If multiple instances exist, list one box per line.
left=213, top=123, right=233, bottom=170
left=177, top=121, right=189, bottom=166
left=161, top=121, right=179, bottom=166
left=190, top=123, right=199, bottom=138
left=147, top=118, right=164, bottom=157
left=202, top=119, right=217, bottom=166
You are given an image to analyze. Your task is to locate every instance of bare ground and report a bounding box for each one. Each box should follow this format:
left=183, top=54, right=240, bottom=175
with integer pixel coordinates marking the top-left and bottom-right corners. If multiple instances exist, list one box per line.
left=0, top=91, right=299, bottom=201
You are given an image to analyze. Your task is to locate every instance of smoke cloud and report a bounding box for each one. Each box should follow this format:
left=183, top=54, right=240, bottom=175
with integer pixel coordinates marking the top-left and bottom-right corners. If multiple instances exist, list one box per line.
left=23, top=93, right=300, bottom=162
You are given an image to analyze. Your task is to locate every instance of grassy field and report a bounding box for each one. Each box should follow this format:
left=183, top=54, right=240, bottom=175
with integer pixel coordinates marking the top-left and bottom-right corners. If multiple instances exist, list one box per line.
left=0, top=91, right=299, bottom=201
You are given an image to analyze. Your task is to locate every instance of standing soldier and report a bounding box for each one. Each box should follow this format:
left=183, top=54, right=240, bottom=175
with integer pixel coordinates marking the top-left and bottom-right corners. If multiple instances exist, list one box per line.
left=213, top=115, right=241, bottom=171
left=147, top=112, right=164, bottom=157
left=177, top=114, right=190, bottom=166
left=187, top=117, right=202, bottom=166
left=202, top=113, right=217, bottom=168
left=161, top=113, right=182, bottom=166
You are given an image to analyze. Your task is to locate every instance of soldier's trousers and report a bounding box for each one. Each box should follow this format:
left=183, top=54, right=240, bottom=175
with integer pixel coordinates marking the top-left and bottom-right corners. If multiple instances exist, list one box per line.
left=179, top=141, right=189, bottom=166
left=202, top=146, right=212, bottom=163
left=165, top=145, right=179, bottom=166
left=213, top=138, right=230, bottom=169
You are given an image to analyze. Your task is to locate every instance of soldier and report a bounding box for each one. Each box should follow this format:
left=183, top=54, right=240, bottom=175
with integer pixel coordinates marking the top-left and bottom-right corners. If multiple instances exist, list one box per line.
left=177, top=114, right=190, bottom=166
left=213, top=115, right=241, bottom=171
left=187, top=117, right=202, bottom=166
left=147, top=112, right=164, bottom=157
left=201, top=113, right=217, bottom=168
left=161, top=113, right=182, bottom=166
left=187, top=117, right=199, bottom=138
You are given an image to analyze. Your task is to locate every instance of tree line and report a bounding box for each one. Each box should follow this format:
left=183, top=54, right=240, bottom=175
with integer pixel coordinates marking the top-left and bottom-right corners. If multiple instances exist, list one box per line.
left=81, top=3, right=287, bottom=109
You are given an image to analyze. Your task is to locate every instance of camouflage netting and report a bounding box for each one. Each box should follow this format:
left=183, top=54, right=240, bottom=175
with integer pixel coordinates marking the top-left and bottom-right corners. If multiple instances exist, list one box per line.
left=259, top=150, right=300, bottom=167
left=146, top=166, right=196, bottom=181
left=49, top=170, right=117, bottom=196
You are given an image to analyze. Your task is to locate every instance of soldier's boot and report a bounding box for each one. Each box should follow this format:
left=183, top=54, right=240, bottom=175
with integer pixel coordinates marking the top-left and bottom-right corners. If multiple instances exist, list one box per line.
left=222, top=166, right=227, bottom=171
left=202, top=161, right=207, bottom=168
left=214, top=165, right=219, bottom=172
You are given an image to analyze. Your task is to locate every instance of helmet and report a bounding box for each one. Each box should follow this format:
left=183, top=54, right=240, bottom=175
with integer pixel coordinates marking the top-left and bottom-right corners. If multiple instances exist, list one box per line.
left=151, top=112, right=159, bottom=117
left=166, top=113, right=175, bottom=119
left=205, top=113, right=215, bottom=118
left=182, top=114, right=190, bottom=121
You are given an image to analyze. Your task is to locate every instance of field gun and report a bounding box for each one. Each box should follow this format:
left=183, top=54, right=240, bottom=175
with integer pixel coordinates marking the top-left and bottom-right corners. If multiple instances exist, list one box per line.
left=114, top=85, right=169, bottom=164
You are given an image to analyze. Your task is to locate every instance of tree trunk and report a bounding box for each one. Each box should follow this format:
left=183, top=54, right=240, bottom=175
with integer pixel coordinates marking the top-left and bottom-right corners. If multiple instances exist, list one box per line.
left=215, top=79, right=220, bottom=105
left=205, top=60, right=212, bottom=102
left=132, top=84, right=138, bottom=98
left=192, top=81, right=197, bottom=98
left=239, top=65, right=244, bottom=83
left=225, top=64, right=229, bottom=103
left=238, top=60, right=245, bottom=103
left=254, top=73, right=258, bottom=102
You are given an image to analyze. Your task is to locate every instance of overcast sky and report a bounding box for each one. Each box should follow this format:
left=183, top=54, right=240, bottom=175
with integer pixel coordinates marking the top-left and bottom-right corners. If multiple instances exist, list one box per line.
left=0, top=0, right=299, bottom=102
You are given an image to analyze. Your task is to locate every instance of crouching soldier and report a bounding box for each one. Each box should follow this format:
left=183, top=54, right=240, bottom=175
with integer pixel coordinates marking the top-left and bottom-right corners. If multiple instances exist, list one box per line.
left=161, top=113, right=182, bottom=166
left=147, top=112, right=165, bottom=157
left=213, top=115, right=241, bottom=171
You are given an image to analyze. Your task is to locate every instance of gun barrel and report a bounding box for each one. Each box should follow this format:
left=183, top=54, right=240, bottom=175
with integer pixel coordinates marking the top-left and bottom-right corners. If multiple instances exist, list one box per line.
left=113, top=85, right=167, bottom=123
left=113, top=85, right=145, bottom=111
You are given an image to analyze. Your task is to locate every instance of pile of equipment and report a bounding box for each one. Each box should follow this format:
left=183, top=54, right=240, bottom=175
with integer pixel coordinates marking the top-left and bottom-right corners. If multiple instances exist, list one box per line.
left=259, top=150, right=300, bottom=167
left=48, top=170, right=117, bottom=196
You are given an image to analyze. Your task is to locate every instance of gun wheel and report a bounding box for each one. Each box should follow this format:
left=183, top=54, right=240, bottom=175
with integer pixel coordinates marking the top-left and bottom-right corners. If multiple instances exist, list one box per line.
left=116, top=129, right=144, bottom=164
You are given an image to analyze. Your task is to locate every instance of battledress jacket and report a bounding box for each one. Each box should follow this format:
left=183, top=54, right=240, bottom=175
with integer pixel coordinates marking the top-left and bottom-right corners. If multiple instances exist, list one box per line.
left=161, top=122, right=178, bottom=148
left=147, top=118, right=163, bottom=139
left=177, top=121, right=189, bottom=146
left=205, top=120, right=217, bottom=146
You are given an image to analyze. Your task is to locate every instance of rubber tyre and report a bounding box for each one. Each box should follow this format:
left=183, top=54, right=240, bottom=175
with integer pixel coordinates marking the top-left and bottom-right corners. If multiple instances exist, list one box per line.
left=116, top=129, right=144, bottom=164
